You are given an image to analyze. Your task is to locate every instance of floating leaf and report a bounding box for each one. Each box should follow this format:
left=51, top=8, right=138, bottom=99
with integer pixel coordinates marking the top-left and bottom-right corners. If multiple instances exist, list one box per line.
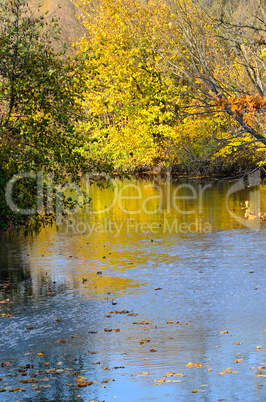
left=187, top=362, right=202, bottom=368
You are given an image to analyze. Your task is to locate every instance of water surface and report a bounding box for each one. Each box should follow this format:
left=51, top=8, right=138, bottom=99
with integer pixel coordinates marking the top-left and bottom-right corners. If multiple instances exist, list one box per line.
left=0, top=177, right=265, bottom=401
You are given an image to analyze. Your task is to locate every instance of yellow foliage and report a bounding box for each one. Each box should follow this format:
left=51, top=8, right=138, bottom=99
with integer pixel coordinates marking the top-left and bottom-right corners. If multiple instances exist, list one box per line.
left=74, top=0, right=181, bottom=169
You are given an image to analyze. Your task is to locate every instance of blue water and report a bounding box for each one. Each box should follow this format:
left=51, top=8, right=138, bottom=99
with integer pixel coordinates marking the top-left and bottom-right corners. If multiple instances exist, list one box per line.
left=0, top=179, right=265, bottom=401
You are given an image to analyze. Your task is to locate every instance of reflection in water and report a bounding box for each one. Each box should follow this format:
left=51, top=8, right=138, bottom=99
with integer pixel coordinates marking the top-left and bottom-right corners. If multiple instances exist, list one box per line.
left=0, top=178, right=265, bottom=401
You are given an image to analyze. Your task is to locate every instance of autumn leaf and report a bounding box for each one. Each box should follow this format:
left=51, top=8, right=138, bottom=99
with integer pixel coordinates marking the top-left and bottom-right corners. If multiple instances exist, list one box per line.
left=77, top=381, right=93, bottom=388
left=219, top=368, right=238, bottom=375
left=104, top=328, right=120, bottom=332
left=1, top=361, right=12, bottom=367
left=133, top=321, right=150, bottom=325
left=187, top=362, right=202, bottom=368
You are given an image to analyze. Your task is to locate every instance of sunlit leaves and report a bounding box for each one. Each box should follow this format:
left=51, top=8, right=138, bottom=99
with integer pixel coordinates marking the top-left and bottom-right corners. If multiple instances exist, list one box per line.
left=75, top=0, right=179, bottom=170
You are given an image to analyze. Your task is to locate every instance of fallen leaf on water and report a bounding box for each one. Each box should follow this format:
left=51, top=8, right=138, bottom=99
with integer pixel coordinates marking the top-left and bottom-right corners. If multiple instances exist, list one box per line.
left=191, top=389, right=202, bottom=393
left=140, top=339, right=150, bottom=344
left=76, top=376, right=88, bottom=382
left=256, top=346, right=262, bottom=350
left=187, top=362, right=202, bottom=368
left=165, top=371, right=186, bottom=377
left=110, top=310, right=129, bottom=314
left=104, top=328, right=120, bottom=332
left=133, top=321, right=150, bottom=325
left=219, top=331, right=228, bottom=334
left=232, top=342, right=242, bottom=345
left=56, top=339, right=67, bottom=343
left=77, top=381, right=93, bottom=388
left=185, top=322, right=190, bottom=325
left=1, top=361, right=12, bottom=367
left=155, top=288, right=162, bottom=290
left=209, top=368, right=212, bottom=372
left=101, top=378, right=115, bottom=383
left=37, top=352, right=44, bottom=357
left=150, top=349, right=157, bottom=353
left=19, top=378, right=38, bottom=384
left=27, top=326, right=35, bottom=330
left=55, top=318, right=61, bottom=322
left=0, top=299, right=9, bottom=304
left=167, top=321, right=174, bottom=324
left=132, top=372, right=154, bottom=377
left=219, top=368, right=238, bottom=375
left=235, top=359, right=243, bottom=363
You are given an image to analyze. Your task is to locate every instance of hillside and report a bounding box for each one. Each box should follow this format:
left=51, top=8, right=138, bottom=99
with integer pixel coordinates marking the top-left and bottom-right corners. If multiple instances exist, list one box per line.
left=28, top=0, right=87, bottom=50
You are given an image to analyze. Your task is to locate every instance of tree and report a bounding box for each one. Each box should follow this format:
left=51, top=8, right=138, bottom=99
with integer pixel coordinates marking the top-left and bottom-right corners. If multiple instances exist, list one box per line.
left=75, top=0, right=265, bottom=175
left=75, top=0, right=182, bottom=171
left=154, top=0, right=266, bottom=151
left=0, top=0, right=101, bottom=228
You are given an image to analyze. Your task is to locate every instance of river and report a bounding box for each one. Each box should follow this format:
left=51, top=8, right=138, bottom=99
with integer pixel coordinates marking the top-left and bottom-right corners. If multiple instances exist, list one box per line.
left=0, top=175, right=265, bottom=401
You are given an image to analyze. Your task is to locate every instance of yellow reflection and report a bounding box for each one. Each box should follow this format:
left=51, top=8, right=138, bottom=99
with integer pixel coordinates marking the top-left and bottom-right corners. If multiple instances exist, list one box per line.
left=81, top=274, right=141, bottom=295
left=23, top=178, right=266, bottom=298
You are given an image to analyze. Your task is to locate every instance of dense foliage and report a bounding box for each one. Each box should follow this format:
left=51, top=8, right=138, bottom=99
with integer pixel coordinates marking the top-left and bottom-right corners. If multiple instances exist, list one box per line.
left=74, top=0, right=266, bottom=174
